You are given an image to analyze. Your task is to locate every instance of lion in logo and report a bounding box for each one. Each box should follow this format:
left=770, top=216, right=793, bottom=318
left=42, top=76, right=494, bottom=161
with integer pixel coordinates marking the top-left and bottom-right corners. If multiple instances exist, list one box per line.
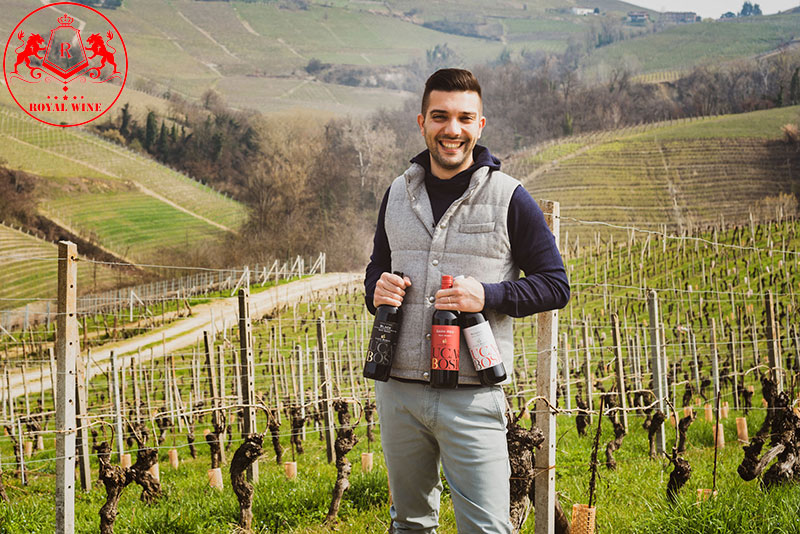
left=86, top=32, right=118, bottom=74
left=12, top=32, right=46, bottom=74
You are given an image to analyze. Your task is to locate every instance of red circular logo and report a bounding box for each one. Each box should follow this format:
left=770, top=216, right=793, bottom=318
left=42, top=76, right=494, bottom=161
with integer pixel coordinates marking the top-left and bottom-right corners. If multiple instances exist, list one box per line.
left=3, top=2, right=127, bottom=127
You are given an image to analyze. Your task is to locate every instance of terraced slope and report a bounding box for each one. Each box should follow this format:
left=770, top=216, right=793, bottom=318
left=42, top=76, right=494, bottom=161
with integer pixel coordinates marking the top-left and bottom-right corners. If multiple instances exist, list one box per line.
left=507, top=106, right=800, bottom=240
left=0, top=0, right=646, bottom=115
left=0, top=223, right=124, bottom=308
left=0, top=105, right=244, bottom=264
left=583, top=12, right=800, bottom=79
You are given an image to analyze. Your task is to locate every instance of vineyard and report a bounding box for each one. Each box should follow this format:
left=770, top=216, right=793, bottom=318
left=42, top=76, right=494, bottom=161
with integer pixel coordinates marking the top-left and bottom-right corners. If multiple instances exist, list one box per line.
left=0, top=204, right=797, bottom=533
left=582, top=12, right=800, bottom=79
left=506, top=105, right=800, bottom=241
left=0, top=104, right=244, bottom=270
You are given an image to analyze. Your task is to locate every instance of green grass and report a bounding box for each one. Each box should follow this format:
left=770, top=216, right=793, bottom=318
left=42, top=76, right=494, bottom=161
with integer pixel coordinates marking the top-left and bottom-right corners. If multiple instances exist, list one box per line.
left=584, top=13, right=800, bottom=78
left=0, top=224, right=129, bottom=308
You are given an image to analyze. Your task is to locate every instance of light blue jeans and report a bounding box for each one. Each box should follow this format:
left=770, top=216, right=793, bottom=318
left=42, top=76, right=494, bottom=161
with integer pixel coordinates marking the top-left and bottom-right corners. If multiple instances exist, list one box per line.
left=376, top=379, right=512, bottom=534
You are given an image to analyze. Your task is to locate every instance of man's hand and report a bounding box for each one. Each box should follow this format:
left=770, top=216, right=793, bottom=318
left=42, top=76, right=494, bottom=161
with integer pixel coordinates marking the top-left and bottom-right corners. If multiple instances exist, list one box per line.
left=373, top=272, right=411, bottom=308
left=435, top=276, right=484, bottom=313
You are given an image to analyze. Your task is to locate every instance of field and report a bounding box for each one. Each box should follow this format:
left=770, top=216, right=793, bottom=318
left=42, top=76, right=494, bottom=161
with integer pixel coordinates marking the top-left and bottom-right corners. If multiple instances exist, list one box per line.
left=0, top=103, right=245, bottom=268
left=0, top=224, right=127, bottom=319
left=583, top=13, right=800, bottom=80
left=0, top=209, right=798, bottom=532
left=1, top=0, right=657, bottom=116
left=506, top=106, right=800, bottom=241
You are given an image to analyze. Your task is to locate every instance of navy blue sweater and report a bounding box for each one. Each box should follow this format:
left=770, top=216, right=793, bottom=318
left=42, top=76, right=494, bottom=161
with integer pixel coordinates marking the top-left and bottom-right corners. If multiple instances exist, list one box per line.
left=364, top=145, right=570, bottom=317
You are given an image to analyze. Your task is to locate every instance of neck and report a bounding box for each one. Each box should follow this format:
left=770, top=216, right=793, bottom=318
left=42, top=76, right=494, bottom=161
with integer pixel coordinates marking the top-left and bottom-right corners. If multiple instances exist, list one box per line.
left=430, top=154, right=474, bottom=180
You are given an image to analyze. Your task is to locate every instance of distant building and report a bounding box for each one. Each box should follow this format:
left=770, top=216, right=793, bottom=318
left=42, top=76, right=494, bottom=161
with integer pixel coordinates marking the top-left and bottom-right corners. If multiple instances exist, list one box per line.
left=627, top=11, right=650, bottom=24
left=662, top=12, right=700, bottom=23
left=571, top=7, right=595, bottom=16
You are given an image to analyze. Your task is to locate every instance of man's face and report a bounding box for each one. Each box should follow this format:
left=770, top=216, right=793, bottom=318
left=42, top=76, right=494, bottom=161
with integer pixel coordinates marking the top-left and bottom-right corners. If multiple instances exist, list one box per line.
left=417, top=90, right=486, bottom=179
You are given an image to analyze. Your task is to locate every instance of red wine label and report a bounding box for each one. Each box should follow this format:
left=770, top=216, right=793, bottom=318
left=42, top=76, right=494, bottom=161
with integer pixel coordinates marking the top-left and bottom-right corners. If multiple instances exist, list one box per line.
left=367, top=320, right=399, bottom=365
left=463, top=322, right=502, bottom=371
left=431, top=325, right=460, bottom=371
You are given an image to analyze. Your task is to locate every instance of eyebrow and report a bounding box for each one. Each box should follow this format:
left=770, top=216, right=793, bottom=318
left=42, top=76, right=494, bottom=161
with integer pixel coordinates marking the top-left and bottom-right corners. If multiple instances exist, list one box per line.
left=428, top=109, right=478, bottom=117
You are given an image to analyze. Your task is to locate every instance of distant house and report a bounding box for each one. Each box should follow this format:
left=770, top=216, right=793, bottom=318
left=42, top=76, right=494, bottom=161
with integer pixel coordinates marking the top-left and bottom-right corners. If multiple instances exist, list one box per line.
left=662, top=12, right=700, bottom=23
left=571, top=7, right=595, bottom=16
left=627, top=11, right=650, bottom=24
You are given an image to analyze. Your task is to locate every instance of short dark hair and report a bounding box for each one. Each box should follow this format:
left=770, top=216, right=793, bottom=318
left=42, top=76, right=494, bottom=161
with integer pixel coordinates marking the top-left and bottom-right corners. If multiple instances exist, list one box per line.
left=421, top=68, right=482, bottom=116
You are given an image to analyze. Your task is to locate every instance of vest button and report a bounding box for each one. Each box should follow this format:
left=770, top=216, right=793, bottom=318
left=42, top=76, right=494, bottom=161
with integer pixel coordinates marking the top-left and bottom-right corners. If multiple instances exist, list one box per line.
left=432, top=259, right=439, bottom=266
left=440, top=223, right=447, bottom=228
left=428, top=295, right=435, bottom=303
left=426, top=333, right=431, bottom=340
left=423, top=372, right=430, bottom=379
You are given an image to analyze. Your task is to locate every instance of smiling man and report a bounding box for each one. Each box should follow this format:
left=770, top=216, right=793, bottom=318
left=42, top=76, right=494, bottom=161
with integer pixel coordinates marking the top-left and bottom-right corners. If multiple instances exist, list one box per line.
left=364, top=68, right=570, bottom=533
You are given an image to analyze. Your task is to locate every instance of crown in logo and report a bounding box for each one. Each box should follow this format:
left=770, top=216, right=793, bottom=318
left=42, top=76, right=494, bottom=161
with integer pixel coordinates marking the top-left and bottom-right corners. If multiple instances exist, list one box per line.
left=57, top=13, right=74, bottom=26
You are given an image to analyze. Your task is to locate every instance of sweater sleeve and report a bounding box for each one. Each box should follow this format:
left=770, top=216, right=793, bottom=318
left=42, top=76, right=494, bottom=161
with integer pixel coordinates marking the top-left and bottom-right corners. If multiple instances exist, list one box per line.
left=364, top=187, right=392, bottom=315
left=481, top=185, right=571, bottom=317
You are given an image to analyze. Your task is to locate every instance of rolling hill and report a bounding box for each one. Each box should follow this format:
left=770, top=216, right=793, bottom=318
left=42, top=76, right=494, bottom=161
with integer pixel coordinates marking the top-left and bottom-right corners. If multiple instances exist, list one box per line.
left=506, top=105, right=800, bottom=242
left=583, top=12, right=800, bottom=81
left=1, top=0, right=651, bottom=116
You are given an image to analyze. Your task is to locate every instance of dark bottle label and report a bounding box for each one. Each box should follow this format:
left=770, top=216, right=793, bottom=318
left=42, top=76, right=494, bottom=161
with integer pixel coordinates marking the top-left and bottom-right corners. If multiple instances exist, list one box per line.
left=366, top=320, right=399, bottom=365
left=431, top=325, right=460, bottom=371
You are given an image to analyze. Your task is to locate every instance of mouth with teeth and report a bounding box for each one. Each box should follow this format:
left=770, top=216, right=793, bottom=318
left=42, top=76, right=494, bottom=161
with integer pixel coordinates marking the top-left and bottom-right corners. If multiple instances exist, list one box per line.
left=438, top=138, right=465, bottom=154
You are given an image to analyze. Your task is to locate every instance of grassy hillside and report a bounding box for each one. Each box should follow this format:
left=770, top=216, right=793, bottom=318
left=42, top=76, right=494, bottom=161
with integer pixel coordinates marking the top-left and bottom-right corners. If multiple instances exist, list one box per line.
left=0, top=103, right=246, bottom=267
left=0, top=223, right=127, bottom=308
left=507, top=105, right=800, bottom=240
left=583, top=13, right=800, bottom=79
left=1, top=0, right=653, bottom=116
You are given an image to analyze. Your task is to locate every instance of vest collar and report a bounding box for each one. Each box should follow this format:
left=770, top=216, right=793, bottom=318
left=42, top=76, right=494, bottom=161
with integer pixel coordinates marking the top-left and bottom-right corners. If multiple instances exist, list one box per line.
left=403, top=162, right=492, bottom=238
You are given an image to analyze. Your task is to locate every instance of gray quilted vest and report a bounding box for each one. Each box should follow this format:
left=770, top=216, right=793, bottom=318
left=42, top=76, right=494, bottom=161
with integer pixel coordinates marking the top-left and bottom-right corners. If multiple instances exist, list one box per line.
left=385, top=162, right=520, bottom=385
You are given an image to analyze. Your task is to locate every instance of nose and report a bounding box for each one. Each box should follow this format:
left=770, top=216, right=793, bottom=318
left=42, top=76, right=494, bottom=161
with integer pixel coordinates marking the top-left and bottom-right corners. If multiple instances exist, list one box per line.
left=443, top=117, right=460, bottom=136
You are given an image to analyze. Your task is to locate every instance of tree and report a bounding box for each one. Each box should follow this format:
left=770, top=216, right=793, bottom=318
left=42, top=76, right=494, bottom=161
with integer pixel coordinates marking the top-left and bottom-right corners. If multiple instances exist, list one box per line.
left=144, top=111, right=157, bottom=151
left=119, top=103, right=131, bottom=137
left=790, top=68, right=800, bottom=106
left=753, top=3, right=762, bottom=15
left=740, top=1, right=753, bottom=16
left=156, top=121, right=168, bottom=156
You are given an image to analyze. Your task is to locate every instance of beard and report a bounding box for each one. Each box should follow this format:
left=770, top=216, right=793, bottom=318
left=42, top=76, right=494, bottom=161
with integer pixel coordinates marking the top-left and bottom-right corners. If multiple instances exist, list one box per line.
left=427, top=136, right=476, bottom=172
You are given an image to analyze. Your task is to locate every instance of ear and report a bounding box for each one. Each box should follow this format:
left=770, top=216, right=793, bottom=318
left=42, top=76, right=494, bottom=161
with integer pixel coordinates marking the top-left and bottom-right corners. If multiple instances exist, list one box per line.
left=416, top=113, right=425, bottom=135
left=477, top=116, right=486, bottom=138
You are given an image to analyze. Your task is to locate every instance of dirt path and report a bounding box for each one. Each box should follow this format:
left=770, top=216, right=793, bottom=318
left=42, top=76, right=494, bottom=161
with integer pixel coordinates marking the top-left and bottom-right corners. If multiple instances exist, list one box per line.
left=6, top=273, right=362, bottom=400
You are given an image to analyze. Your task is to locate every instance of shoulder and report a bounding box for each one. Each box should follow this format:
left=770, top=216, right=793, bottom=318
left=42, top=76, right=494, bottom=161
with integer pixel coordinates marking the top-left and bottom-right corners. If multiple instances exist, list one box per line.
left=488, top=169, right=522, bottom=193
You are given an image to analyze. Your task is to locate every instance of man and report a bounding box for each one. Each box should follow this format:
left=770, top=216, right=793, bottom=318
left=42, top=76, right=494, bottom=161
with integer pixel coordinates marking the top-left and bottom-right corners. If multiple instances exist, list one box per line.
left=364, top=68, right=570, bottom=533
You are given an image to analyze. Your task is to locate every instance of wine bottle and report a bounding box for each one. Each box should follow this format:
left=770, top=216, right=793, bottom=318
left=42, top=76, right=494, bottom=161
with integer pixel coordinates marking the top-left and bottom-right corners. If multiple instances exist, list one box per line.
left=430, top=275, right=459, bottom=388
left=461, top=310, right=507, bottom=386
left=363, top=271, right=404, bottom=381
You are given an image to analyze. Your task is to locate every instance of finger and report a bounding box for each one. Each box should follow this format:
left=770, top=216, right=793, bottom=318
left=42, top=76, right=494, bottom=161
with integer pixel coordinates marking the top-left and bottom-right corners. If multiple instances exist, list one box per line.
left=379, top=278, right=406, bottom=297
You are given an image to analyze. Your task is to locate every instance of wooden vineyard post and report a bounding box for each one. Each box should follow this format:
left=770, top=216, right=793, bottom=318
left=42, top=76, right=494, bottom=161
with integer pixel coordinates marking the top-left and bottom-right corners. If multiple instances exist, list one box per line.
left=730, top=329, right=739, bottom=410
left=111, top=351, right=124, bottom=461
left=561, top=332, right=571, bottom=412
left=75, top=349, right=91, bottom=492
left=711, top=319, right=721, bottom=416
left=611, top=314, right=629, bottom=431
left=535, top=199, right=559, bottom=534
left=764, top=291, right=784, bottom=392
left=237, top=289, right=258, bottom=483
left=647, top=290, right=666, bottom=455
left=203, top=330, right=220, bottom=425
left=56, top=241, right=77, bottom=534
left=316, top=314, right=337, bottom=464
left=298, top=344, right=307, bottom=440
left=690, top=330, right=701, bottom=394
left=582, top=319, right=594, bottom=423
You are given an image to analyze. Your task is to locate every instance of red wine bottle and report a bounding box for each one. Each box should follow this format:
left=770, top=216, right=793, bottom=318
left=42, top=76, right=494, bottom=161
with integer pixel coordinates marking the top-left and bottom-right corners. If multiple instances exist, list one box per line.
left=363, top=271, right=404, bottom=382
left=461, top=311, right=507, bottom=386
left=430, top=275, right=459, bottom=388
